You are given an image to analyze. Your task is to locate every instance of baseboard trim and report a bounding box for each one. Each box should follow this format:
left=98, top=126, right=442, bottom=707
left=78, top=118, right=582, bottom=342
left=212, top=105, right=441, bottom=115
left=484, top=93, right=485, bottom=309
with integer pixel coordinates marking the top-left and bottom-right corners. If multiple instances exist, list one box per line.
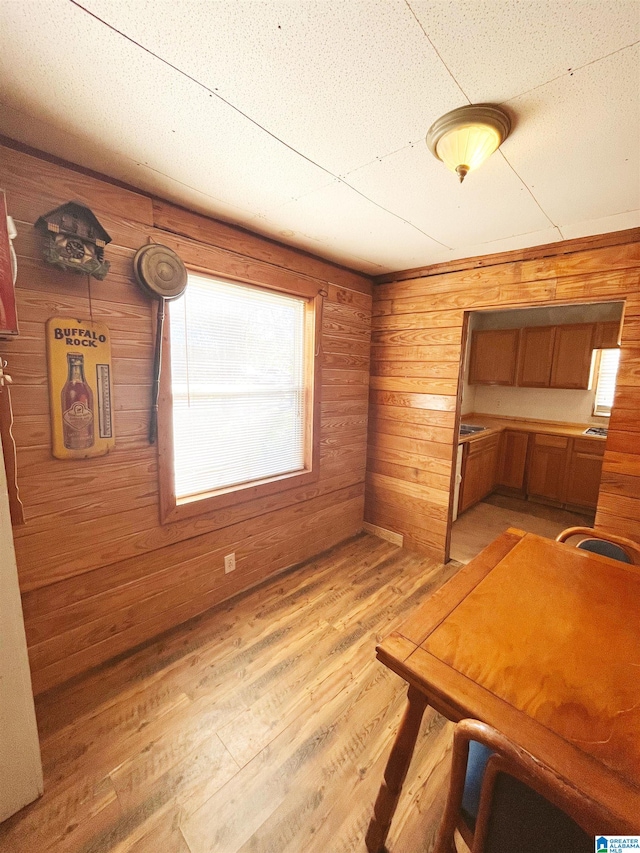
left=363, top=522, right=404, bottom=547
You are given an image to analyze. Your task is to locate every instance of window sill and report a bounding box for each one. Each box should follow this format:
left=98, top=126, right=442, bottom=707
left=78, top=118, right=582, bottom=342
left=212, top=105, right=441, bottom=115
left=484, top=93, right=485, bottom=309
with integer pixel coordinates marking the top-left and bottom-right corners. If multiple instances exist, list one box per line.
left=160, top=465, right=319, bottom=525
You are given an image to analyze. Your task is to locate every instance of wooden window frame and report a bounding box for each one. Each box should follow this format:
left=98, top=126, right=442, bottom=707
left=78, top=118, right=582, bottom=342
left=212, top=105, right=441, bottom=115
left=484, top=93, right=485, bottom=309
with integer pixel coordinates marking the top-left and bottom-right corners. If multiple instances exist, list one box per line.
left=158, top=269, right=323, bottom=525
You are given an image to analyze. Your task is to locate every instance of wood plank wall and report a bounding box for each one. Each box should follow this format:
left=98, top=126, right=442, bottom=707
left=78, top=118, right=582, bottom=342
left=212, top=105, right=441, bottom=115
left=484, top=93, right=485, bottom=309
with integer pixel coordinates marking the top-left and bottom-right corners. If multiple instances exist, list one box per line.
left=0, top=143, right=373, bottom=695
left=365, top=233, right=640, bottom=558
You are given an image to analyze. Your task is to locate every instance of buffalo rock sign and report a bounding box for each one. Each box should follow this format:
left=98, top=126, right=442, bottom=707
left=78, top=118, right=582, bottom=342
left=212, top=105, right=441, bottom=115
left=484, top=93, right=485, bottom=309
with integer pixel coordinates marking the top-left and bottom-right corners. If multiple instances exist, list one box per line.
left=46, top=317, right=115, bottom=459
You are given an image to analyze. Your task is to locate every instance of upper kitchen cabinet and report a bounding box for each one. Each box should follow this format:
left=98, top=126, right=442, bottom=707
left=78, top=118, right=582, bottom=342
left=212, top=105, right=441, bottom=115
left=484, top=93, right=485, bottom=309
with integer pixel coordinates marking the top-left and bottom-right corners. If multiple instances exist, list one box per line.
left=550, top=324, right=595, bottom=390
left=517, top=326, right=556, bottom=387
left=469, top=316, right=622, bottom=390
left=594, top=320, right=621, bottom=349
left=468, top=329, right=520, bottom=386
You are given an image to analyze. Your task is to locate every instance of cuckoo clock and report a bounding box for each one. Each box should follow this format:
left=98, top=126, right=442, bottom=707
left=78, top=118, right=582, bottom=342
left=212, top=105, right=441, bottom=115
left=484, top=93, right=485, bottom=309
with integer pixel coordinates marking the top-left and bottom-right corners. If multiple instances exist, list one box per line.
left=35, top=202, right=111, bottom=280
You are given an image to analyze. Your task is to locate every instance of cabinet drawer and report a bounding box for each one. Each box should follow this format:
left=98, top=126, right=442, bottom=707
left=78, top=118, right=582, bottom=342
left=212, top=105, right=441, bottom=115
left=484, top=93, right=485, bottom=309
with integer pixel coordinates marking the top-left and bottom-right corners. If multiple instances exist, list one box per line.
left=467, top=434, right=499, bottom=455
left=533, top=433, right=569, bottom=449
left=573, top=438, right=605, bottom=456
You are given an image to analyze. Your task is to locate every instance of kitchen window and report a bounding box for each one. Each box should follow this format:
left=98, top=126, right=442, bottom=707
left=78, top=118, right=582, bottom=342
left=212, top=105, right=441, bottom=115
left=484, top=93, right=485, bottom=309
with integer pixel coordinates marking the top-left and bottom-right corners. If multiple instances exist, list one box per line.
left=593, top=348, right=621, bottom=417
left=159, top=271, right=321, bottom=523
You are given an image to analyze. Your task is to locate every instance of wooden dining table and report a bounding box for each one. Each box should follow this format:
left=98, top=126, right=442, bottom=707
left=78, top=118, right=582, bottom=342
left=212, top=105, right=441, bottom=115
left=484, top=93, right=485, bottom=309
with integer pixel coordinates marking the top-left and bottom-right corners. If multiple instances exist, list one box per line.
left=365, top=528, right=640, bottom=852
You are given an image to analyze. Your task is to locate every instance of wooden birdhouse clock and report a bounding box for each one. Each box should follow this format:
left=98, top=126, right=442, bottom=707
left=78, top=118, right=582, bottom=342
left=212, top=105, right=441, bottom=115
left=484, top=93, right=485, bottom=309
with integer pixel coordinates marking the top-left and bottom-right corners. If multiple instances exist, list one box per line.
left=35, top=202, right=111, bottom=280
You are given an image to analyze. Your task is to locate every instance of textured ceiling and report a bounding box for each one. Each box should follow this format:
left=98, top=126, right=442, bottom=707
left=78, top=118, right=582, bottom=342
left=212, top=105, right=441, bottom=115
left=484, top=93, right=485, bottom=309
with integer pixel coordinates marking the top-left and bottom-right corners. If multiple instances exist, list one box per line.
left=0, top=0, right=638, bottom=274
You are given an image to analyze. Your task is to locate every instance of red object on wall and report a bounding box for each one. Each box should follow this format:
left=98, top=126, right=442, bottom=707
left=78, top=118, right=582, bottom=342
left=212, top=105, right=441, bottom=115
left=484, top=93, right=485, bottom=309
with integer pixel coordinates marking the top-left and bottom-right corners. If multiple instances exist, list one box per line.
left=0, top=189, right=19, bottom=337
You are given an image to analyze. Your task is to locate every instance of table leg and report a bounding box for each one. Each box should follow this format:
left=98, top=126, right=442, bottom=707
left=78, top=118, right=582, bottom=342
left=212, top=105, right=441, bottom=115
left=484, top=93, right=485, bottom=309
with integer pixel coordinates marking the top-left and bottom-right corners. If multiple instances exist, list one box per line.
left=365, top=685, right=429, bottom=853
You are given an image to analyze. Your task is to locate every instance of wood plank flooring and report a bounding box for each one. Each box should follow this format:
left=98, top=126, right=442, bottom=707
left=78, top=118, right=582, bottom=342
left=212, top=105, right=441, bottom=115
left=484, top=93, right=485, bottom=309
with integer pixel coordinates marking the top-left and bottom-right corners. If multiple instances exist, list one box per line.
left=450, top=494, right=594, bottom=564
left=0, top=533, right=461, bottom=853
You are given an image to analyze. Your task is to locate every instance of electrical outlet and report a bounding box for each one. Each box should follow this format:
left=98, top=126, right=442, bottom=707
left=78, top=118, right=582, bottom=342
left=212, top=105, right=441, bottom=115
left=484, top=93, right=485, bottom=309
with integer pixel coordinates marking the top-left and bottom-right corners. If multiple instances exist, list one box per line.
left=224, top=553, right=236, bottom=573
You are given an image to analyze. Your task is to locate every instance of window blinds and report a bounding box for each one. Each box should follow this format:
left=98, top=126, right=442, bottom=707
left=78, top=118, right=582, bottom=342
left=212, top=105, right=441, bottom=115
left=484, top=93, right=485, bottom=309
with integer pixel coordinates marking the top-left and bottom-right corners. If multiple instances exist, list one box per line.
left=169, top=274, right=307, bottom=500
left=594, top=348, right=620, bottom=416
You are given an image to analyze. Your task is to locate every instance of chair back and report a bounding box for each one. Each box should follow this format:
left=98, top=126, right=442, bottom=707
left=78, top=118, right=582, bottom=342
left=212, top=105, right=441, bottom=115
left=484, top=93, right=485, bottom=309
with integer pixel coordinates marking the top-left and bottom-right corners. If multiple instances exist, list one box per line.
left=576, top=538, right=631, bottom=562
left=556, top=526, right=640, bottom=565
left=433, top=720, right=608, bottom=853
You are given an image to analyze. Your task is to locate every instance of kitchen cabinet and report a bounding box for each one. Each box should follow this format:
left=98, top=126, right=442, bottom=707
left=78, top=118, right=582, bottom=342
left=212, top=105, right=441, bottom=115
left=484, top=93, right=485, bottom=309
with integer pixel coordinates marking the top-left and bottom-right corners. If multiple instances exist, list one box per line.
left=468, top=329, right=519, bottom=385
left=527, top=433, right=569, bottom=503
left=517, top=326, right=556, bottom=387
left=469, top=321, right=611, bottom=390
left=497, top=430, right=530, bottom=492
left=564, top=438, right=605, bottom=510
left=455, top=424, right=605, bottom=517
left=459, top=432, right=500, bottom=513
left=550, top=323, right=595, bottom=389
left=594, top=320, right=621, bottom=349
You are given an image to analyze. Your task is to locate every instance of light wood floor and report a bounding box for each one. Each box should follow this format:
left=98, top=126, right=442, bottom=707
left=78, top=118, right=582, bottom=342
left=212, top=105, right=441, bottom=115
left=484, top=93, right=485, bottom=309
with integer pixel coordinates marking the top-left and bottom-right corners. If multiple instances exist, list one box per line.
left=1, top=534, right=461, bottom=853
left=450, top=494, right=594, bottom=564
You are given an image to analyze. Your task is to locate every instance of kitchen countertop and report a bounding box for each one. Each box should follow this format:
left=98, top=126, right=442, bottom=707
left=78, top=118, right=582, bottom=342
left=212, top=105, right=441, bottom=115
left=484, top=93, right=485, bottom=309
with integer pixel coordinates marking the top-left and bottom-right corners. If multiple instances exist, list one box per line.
left=458, top=414, right=608, bottom=444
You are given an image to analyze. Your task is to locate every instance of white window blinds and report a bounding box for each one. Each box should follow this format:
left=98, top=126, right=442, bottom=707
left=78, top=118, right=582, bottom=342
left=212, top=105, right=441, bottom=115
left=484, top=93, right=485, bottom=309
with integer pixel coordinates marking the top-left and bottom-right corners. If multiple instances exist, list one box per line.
left=593, top=348, right=620, bottom=417
left=169, top=274, right=307, bottom=500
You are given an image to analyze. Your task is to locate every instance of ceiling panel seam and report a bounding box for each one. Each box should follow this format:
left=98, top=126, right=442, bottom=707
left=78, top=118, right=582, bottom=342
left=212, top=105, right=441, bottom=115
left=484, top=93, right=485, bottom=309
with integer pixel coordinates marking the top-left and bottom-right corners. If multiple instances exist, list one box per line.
left=501, top=39, right=640, bottom=106
left=404, top=0, right=471, bottom=105
left=67, top=0, right=453, bottom=250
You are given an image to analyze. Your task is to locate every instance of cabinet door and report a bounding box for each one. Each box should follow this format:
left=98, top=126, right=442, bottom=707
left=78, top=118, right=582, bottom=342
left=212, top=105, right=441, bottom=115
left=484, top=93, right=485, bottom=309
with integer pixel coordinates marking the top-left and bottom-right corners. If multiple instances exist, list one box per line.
left=459, top=434, right=499, bottom=513
left=593, top=321, right=621, bottom=349
left=527, top=434, right=568, bottom=502
left=564, top=438, right=604, bottom=510
left=468, top=329, right=519, bottom=385
left=517, top=326, right=555, bottom=387
left=550, top=324, right=595, bottom=389
left=497, top=430, right=530, bottom=491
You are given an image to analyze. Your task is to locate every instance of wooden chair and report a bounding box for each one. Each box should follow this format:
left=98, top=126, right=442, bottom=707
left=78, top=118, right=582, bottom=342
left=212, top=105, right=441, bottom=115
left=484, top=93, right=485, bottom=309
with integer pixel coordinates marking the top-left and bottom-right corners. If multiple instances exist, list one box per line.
left=556, top=526, right=640, bottom=565
left=433, top=720, right=596, bottom=853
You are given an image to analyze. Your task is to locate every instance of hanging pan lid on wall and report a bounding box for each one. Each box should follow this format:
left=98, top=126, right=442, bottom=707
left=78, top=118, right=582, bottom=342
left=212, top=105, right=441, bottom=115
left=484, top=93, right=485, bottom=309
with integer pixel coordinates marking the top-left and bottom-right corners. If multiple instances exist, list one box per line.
left=133, top=243, right=187, bottom=301
left=132, top=243, right=188, bottom=445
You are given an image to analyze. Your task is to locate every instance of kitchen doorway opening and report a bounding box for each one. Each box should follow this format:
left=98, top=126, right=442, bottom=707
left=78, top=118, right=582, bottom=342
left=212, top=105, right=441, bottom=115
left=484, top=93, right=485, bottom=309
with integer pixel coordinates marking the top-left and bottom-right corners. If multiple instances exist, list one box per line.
left=448, top=300, right=624, bottom=564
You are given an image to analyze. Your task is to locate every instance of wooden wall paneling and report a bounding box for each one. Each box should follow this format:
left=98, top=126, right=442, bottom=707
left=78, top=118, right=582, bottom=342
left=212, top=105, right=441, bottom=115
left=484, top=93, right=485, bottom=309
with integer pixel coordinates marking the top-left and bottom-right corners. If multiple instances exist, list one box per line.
left=555, top=268, right=640, bottom=301
left=368, top=414, right=454, bottom=444
left=602, top=451, right=640, bottom=478
left=372, top=229, right=640, bottom=285
left=26, top=491, right=365, bottom=672
left=0, top=142, right=372, bottom=693
left=0, top=144, right=154, bottom=227
left=20, top=474, right=363, bottom=630
left=15, top=392, right=367, bottom=589
left=372, top=309, right=464, bottom=332
left=30, top=499, right=366, bottom=694
left=366, top=233, right=640, bottom=559
left=599, top=470, right=640, bottom=500
left=152, top=198, right=372, bottom=296
left=371, top=326, right=463, bottom=347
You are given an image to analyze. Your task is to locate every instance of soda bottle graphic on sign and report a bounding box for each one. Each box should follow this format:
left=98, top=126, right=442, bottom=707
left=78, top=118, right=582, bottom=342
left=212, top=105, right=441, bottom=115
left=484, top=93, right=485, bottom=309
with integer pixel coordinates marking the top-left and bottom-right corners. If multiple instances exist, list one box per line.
left=61, top=353, right=94, bottom=449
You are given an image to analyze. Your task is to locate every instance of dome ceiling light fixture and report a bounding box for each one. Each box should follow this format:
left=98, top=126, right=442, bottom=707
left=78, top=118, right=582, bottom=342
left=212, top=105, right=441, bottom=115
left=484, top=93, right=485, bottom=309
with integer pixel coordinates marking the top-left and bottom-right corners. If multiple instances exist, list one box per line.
left=426, top=104, right=512, bottom=183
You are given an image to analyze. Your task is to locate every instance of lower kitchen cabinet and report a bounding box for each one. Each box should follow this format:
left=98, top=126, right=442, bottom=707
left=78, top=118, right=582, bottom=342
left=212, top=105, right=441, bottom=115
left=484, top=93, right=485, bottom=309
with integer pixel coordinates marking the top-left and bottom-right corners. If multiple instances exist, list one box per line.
left=564, top=438, right=605, bottom=510
left=456, top=427, right=605, bottom=517
left=497, top=430, right=530, bottom=492
left=526, top=434, right=569, bottom=503
left=459, top=433, right=500, bottom=514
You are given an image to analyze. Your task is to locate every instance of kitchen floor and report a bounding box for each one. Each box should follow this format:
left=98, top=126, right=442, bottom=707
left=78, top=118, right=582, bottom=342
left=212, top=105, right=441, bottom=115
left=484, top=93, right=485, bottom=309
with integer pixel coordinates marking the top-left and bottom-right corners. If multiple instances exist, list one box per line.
left=449, top=494, right=595, bottom=564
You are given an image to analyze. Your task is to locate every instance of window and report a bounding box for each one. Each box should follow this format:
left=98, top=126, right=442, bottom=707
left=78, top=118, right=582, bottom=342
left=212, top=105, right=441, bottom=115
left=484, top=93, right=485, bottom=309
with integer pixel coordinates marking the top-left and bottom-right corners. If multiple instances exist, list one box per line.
left=159, top=272, right=321, bottom=523
left=593, top=348, right=620, bottom=416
